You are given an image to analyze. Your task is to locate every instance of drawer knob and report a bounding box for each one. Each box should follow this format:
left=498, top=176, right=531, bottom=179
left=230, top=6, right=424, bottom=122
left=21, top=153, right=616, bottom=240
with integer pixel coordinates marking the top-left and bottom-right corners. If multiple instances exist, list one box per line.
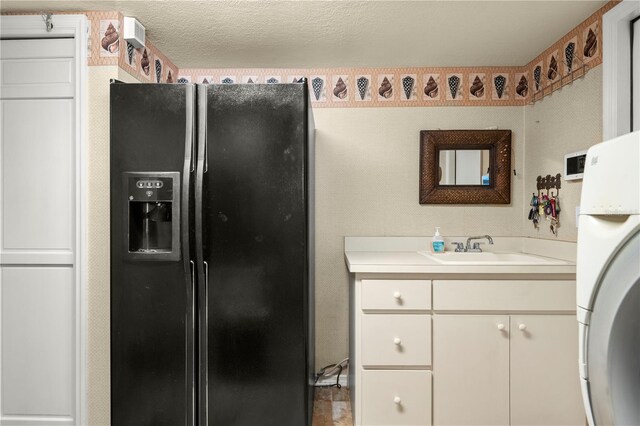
left=393, top=337, right=402, bottom=346
left=393, top=291, right=401, bottom=299
left=393, top=396, right=402, bottom=404
left=497, top=323, right=505, bottom=331
left=519, top=323, right=527, bottom=331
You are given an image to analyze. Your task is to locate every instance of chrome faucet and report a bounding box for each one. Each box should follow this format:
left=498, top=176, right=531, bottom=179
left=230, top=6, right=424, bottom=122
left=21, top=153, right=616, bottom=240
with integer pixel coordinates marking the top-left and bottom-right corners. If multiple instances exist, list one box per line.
left=464, top=235, right=494, bottom=252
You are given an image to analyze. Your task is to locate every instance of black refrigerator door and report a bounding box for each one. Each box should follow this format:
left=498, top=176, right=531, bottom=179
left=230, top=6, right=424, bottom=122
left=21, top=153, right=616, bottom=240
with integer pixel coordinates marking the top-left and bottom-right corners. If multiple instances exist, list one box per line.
left=110, top=83, right=196, bottom=426
left=196, top=83, right=312, bottom=426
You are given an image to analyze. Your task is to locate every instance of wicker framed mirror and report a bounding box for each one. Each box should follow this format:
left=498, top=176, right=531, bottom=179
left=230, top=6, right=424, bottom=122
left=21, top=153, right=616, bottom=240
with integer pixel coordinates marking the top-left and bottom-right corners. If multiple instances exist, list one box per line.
left=419, top=130, right=512, bottom=204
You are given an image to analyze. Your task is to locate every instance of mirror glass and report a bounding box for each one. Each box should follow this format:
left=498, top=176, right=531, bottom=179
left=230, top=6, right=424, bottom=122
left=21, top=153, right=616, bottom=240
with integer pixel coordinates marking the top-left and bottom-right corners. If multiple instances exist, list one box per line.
left=438, top=149, right=491, bottom=186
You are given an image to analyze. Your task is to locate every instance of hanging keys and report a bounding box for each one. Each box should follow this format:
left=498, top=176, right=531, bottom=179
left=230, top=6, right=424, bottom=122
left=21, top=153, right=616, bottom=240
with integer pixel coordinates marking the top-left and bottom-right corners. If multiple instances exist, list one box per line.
left=549, top=198, right=557, bottom=218
left=531, top=176, right=561, bottom=234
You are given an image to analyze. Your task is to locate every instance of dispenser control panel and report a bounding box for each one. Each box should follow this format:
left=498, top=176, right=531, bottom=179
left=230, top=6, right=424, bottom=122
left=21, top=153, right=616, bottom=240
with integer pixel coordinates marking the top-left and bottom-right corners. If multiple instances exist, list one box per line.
left=136, top=179, right=164, bottom=189
left=128, top=177, right=173, bottom=201
left=123, top=171, right=180, bottom=261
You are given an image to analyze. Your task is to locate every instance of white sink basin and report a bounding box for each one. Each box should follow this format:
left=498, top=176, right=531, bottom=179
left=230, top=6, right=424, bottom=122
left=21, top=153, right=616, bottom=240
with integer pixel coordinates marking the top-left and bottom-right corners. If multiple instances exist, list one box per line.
left=418, top=251, right=568, bottom=265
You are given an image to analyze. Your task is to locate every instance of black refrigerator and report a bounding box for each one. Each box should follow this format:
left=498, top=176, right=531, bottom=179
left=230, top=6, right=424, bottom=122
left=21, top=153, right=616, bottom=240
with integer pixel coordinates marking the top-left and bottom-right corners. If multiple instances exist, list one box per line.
left=110, top=81, right=315, bottom=426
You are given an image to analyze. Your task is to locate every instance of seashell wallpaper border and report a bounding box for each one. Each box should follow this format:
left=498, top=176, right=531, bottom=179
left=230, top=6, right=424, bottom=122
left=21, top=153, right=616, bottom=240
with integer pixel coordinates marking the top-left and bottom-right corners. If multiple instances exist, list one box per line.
left=179, top=1, right=617, bottom=108
left=1, top=1, right=617, bottom=105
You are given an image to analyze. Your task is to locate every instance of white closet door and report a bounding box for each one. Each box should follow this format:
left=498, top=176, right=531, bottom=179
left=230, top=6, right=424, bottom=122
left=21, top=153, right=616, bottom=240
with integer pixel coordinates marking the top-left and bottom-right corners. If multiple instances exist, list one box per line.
left=1, top=38, right=77, bottom=426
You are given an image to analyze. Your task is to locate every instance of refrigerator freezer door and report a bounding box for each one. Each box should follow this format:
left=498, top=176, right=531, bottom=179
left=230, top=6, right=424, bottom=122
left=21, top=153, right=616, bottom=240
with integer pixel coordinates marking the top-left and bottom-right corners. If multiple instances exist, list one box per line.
left=198, top=84, right=312, bottom=426
left=110, top=83, right=196, bottom=426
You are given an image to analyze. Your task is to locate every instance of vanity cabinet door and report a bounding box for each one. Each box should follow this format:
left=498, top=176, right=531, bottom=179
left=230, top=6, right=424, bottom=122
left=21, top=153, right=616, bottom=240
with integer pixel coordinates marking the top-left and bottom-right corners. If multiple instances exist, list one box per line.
left=433, top=315, right=509, bottom=426
left=510, top=315, right=584, bottom=426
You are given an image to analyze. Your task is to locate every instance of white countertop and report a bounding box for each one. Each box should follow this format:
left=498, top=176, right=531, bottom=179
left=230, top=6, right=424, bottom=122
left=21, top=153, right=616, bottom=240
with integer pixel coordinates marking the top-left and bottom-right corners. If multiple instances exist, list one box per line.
left=344, top=237, right=577, bottom=275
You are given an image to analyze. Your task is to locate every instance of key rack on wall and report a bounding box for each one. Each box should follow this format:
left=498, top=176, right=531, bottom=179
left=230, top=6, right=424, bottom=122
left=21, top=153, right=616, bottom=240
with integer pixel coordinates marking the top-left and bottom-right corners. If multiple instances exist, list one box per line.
left=537, top=173, right=562, bottom=195
left=528, top=173, right=563, bottom=236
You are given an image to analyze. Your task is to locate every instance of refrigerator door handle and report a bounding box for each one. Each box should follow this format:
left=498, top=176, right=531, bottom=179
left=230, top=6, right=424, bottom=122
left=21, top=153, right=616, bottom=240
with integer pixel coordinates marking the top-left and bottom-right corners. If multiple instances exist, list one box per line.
left=195, top=84, right=206, bottom=271
left=195, top=84, right=208, bottom=426
left=183, top=84, right=195, bottom=273
left=191, top=133, right=196, bottom=173
left=189, top=257, right=196, bottom=424
left=182, top=85, right=196, bottom=426
left=204, top=134, right=208, bottom=173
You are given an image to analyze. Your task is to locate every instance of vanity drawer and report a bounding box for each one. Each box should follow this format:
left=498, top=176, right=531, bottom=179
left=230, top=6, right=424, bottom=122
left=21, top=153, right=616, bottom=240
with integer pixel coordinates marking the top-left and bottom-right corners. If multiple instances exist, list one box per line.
left=362, top=279, right=431, bottom=311
left=362, top=370, right=432, bottom=426
left=433, top=280, right=576, bottom=312
left=361, top=314, right=431, bottom=367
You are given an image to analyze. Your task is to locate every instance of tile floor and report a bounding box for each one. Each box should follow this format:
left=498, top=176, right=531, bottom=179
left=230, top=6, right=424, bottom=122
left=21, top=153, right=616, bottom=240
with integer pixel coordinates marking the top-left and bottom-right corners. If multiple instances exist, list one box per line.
left=312, top=387, right=353, bottom=426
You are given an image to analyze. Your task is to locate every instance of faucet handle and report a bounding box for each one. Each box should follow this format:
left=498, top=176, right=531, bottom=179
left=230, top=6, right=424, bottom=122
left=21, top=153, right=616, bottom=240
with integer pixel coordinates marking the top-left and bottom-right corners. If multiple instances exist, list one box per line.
left=472, top=242, right=483, bottom=250
left=451, top=242, right=464, bottom=252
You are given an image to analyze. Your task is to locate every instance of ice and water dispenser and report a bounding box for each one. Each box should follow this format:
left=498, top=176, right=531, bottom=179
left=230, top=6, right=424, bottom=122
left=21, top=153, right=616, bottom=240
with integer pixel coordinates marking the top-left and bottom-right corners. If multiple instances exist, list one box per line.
left=124, top=172, right=180, bottom=261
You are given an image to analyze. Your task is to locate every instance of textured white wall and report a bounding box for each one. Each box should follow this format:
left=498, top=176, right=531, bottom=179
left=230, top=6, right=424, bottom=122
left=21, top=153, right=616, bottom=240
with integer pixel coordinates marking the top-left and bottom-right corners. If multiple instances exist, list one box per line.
left=313, top=106, right=525, bottom=367
left=523, top=67, right=602, bottom=242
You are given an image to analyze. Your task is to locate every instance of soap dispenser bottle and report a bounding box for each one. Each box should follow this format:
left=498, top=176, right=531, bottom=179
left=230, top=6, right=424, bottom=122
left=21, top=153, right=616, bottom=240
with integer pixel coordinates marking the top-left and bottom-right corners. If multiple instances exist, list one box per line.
left=432, top=227, right=445, bottom=253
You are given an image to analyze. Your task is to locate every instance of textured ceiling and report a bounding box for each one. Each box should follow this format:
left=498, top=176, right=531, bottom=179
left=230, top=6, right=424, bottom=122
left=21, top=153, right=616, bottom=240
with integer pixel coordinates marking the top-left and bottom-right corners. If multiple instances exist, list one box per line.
left=1, top=1, right=608, bottom=68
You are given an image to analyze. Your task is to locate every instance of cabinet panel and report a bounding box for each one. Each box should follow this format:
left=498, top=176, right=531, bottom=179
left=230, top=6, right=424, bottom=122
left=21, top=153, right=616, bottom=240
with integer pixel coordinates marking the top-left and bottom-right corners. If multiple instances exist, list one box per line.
left=1, top=58, right=74, bottom=98
left=1, top=99, right=74, bottom=255
left=433, top=315, right=509, bottom=426
left=362, top=279, right=431, bottom=311
left=362, top=370, right=432, bottom=426
left=1, top=267, right=75, bottom=417
left=433, top=280, right=575, bottom=312
left=1, top=39, right=75, bottom=99
left=510, top=315, right=584, bottom=426
left=361, top=314, right=431, bottom=367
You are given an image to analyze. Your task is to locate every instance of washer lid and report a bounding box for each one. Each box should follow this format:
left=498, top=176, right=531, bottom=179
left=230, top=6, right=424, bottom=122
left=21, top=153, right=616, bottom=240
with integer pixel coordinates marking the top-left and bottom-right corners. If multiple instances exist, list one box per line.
left=580, top=131, right=640, bottom=215
left=586, top=228, right=640, bottom=426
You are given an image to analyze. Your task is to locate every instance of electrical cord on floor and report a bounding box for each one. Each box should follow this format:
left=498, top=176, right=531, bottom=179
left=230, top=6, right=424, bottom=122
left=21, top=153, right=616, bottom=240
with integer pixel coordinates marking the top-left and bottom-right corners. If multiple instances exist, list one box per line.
left=314, top=358, right=349, bottom=388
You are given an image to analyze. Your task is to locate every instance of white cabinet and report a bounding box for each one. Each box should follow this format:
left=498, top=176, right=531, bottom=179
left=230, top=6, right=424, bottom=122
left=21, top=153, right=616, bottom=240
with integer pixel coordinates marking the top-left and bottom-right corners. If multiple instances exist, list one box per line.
left=433, top=315, right=510, bottom=426
left=362, top=370, right=432, bottom=426
left=361, top=279, right=431, bottom=311
left=351, top=277, right=583, bottom=426
left=362, top=314, right=431, bottom=367
left=352, top=279, right=432, bottom=426
left=510, top=315, right=584, bottom=426
left=432, top=280, right=583, bottom=426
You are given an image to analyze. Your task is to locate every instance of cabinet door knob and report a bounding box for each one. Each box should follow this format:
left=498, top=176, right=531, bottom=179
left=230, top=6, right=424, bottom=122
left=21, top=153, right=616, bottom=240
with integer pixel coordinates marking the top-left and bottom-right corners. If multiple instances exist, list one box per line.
left=393, top=291, right=401, bottom=299
left=497, top=323, right=505, bottom=331
left=393, top=337, right=402, bottom=345
left=393, top=396, right=402, bottom=404
left=519, top=324, right=527, bottom=331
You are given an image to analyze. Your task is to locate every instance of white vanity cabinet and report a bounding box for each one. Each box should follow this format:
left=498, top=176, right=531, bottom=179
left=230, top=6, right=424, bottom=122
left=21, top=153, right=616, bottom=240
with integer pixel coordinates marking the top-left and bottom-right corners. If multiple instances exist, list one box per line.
left=432, top=279, right=583, bottom=426
left=350, top=276, right=584, bottom=426
left=433, top=315, right=583, bottom=426
left=352, top=278, right=433, bottom=426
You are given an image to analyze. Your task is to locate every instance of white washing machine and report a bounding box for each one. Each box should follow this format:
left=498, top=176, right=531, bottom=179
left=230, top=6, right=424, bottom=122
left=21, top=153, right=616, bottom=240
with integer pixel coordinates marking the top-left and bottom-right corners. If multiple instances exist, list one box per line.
left=577, top=131, right=640, bottom=426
